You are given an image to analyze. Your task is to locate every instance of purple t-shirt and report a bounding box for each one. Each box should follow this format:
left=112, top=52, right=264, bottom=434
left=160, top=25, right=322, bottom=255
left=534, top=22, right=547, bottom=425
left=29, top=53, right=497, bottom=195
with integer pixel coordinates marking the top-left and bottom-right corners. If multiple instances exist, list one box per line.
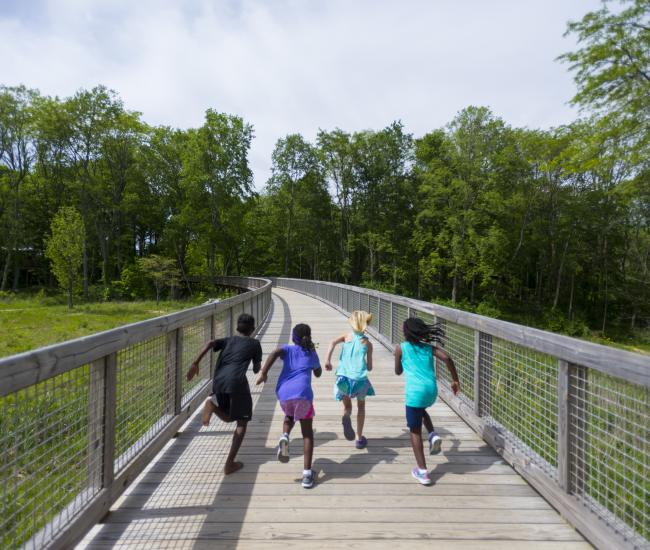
left=276, top=344, right=321, bottom=402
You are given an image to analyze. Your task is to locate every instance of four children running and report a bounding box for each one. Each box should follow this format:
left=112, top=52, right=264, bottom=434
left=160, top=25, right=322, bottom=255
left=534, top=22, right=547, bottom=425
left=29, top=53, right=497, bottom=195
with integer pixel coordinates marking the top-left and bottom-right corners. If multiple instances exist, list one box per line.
left=189, top=308, right=461, bottom=489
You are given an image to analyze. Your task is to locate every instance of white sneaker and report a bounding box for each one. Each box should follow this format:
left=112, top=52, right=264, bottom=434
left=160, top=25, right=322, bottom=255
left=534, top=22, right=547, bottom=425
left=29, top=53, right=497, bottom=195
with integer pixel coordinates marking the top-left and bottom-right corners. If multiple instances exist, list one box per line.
left=302, top=469, right=315, bottom=488
left=429, top=433, right=442, bottom=455
left=277, top=435, right=290, bottom=463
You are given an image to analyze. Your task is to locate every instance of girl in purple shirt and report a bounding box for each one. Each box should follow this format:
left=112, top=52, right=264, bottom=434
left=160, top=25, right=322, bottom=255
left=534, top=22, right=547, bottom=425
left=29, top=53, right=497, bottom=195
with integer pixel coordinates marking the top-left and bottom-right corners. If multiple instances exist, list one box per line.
left=256, top=323, right=322, bottom=488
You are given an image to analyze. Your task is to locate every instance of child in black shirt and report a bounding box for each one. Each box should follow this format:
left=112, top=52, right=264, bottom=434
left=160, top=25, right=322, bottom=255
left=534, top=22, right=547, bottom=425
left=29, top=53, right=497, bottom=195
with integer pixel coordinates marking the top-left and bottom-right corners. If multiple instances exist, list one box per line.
left=187, top=313, right=262, bottom=474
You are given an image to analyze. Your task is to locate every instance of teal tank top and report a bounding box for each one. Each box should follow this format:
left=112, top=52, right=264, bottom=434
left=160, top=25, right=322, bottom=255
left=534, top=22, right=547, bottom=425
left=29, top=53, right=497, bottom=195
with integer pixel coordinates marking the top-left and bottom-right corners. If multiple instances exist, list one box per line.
left=336, top=332, right=368, bottom=380
left=401, top=341, right=437, bottom=408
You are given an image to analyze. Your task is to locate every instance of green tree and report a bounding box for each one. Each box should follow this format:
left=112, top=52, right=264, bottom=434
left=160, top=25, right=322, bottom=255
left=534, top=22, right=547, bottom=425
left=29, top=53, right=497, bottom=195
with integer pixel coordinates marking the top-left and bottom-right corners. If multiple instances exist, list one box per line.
left=560, top=0, right=650, bottom=169
left=45, top=206, right=85, bottom=308
left=137, top=254, right=181, bottom=304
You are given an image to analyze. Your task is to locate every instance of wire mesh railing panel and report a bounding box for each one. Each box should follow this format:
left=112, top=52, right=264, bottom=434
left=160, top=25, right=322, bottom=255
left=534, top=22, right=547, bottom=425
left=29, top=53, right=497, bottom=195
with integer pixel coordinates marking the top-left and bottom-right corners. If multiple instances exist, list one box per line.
left=569, top=368, right=649, bottom=544
left=115, top=334, right=170, bottom=471
left=393, top=303, right=409, bottom=344
left=181, top=319, right=210, bottom=406
left=352, top=291, right=361, bottom=312
left=438, top=320, right=475, bottom=407
left=368, top=295, right=379, bottom=326
left=378, top=298, right=390, bottom=339
left=0, top=366, right=100, bottom=549
left=480, top=336, right=558, bottom=473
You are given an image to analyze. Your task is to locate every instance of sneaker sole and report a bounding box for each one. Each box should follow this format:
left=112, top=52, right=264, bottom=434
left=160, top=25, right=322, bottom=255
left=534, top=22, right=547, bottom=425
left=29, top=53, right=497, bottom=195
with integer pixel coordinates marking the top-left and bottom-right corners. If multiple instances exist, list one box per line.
left=342, top=415, right=355, bottom=441
left=302, top=480, right=314, bottom=489
left=277, top=439, right=289, bottom=463
left=411, top=470, right=432, bottom=486
left=430, top=437, right=442, bottom=455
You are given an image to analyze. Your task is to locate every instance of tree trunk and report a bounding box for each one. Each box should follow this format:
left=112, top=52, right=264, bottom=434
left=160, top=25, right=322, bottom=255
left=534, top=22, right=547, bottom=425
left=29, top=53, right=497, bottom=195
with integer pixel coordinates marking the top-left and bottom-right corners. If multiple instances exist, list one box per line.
left=82, top=241, right=89, bottom=300
left=1, top=250, right=11, bottom=291
left=12, top=258, right=20, bottom=292
left=553, top=238, right=570, bottom=310
left=451, top=270, right=458, bottom=303
left=568, top=273, right=575, bottom=321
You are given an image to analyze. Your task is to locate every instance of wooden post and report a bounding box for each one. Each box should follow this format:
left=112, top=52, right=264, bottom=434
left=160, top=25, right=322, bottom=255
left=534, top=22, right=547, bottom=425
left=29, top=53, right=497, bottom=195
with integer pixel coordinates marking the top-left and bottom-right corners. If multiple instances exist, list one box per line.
left=378, top=298, right=383, bottom=336
left=174, top=329, right=183, bottom=414
left=103, top=353, right=117, bottom=487
left=478, top=332, right=493, bottom=416
left=87, top=358, right=105, bottom=490
left=205, top=316, right=214, bottom=378
left=557, top=359, right=570, bottom=491
left=473, top=331, right=481, bottom=416
left=165, top=331, right=177, bottom=416
left=390, top=302, right=396, bottom=343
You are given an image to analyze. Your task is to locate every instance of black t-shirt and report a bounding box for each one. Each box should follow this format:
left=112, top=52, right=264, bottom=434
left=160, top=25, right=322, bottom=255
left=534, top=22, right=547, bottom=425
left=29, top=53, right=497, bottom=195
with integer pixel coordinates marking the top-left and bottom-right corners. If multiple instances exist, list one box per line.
left=211, top=335, right=263, bottom=395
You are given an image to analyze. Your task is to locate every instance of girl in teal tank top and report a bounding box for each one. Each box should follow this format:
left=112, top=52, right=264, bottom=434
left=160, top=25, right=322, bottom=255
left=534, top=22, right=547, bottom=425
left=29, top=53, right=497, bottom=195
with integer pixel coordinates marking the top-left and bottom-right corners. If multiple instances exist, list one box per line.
left=395, top=317, right=461, bottom=486
left=325, top=310, right=375, bottom=449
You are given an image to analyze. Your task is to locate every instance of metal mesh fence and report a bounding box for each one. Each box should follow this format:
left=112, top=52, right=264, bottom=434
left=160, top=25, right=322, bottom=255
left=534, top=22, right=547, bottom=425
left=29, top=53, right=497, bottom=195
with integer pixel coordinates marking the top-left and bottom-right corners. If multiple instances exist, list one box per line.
left=181, top=320, right=210, bottom=406
left=0, top=366, right=100, bottom=549
left=569, top=368, right=649, bottom=544
left=270, top=278, right=649, bottom=547
left=480, top=336, right=558, bottom=472
left=437, top=319, right=475, bottom=407
left=0, top=279, right=272, bottom=550
left=379, top=298, right=390, bottom=338
left=115, top=335, right=171, bottom=472
left=393, top=303, right=408, bottom=344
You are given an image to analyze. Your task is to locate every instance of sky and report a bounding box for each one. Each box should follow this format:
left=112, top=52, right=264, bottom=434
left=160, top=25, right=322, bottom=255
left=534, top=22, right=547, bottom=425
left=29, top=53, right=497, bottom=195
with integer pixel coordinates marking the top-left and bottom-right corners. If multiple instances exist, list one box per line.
left=0, top=0, right=602, bottom=188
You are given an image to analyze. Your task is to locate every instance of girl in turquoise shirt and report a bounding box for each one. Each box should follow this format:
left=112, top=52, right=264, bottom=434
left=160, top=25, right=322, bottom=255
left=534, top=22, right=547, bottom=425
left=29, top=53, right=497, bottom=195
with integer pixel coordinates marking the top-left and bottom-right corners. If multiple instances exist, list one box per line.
left=394, top=317, right=460, bottom=485
left=325, top=310, right=374, bottom=449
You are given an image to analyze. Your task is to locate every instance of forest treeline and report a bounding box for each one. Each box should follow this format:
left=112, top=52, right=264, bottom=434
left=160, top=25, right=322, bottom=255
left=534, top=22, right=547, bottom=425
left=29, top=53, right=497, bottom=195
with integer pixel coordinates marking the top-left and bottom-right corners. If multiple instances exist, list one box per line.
left=1, top=0, right=648, bottom=340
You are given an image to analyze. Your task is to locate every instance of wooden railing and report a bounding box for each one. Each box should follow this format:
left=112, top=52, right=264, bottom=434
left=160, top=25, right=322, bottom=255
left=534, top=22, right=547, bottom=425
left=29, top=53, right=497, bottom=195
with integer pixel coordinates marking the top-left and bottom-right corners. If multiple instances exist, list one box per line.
left=271, top=277, right=650, bottom=550
left=0, top=277, right=272, bottom=550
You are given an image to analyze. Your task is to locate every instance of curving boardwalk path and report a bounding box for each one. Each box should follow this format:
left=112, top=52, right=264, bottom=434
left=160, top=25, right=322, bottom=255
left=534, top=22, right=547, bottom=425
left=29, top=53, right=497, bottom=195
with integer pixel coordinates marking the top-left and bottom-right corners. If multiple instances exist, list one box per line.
left=78, top=288, right=590, bottom=549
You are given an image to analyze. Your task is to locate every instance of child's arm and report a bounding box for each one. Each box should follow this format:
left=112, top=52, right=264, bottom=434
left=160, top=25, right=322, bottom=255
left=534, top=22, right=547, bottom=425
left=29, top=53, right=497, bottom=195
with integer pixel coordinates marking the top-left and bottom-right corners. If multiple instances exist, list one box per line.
left=256, top=348, right=283, bottom=385
left=313, top=351, right=323, bottom=378
left=394, top=343, right=403, bottom=375
left=324, top=334, right=347, bottom=371
left=364, top=338, right=373, bottom=372
left=186, top=341, right=213, bottom=381
left=434, top=347, right=460, bottom=395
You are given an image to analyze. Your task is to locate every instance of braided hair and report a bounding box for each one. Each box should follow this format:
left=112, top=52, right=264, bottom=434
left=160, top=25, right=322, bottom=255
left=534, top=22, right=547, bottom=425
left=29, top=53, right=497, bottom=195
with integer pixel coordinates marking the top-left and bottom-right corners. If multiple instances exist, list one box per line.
left=291, top=323, right=316, bottom=351
left=403, top=317, right=445, bottom=347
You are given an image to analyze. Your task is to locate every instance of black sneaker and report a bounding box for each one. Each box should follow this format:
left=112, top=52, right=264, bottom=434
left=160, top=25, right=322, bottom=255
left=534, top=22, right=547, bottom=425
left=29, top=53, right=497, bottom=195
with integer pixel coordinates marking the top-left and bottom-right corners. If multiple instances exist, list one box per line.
left=301, top=469, right=315, bottom=489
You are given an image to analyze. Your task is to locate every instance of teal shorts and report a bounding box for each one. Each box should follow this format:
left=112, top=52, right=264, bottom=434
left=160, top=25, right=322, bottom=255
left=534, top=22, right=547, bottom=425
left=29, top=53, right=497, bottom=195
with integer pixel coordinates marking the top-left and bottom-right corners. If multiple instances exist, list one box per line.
left=334, top=375, right=375, bottom=401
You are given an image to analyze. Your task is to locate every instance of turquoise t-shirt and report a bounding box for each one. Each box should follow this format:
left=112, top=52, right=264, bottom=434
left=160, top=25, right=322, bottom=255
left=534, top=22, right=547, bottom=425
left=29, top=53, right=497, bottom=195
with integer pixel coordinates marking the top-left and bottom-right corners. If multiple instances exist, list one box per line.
left=336, top=332, right=368, bottom=380
left=400, top=341, right=437, bottom=408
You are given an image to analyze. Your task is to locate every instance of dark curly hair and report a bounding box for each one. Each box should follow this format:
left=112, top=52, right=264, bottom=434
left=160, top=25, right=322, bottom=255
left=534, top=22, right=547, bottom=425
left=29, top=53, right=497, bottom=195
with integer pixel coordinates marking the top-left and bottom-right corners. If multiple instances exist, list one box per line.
left=403, top=317, right=445, bottom=346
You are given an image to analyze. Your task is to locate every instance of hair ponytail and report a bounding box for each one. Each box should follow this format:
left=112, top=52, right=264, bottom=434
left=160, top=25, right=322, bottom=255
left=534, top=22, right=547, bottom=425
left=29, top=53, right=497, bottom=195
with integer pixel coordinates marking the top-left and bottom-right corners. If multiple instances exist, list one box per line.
left=292, top=323, right=315, bottom=351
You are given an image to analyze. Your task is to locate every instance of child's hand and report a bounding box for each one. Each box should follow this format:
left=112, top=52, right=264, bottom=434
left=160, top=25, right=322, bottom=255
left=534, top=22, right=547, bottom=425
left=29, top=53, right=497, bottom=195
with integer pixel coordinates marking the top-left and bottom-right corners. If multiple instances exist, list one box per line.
left=256, top=372, right=267, bottom=385
left=451, top=380, right=460, bottom=395
left=324, top=361, right=333, bottom=371
left=186, top=361, right=199, bottom=381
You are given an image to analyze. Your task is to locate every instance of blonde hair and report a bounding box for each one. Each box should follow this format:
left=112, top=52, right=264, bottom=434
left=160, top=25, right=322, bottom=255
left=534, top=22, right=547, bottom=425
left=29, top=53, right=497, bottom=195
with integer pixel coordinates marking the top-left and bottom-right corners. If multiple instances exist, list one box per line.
left=348, top=310, right=372, bottom=333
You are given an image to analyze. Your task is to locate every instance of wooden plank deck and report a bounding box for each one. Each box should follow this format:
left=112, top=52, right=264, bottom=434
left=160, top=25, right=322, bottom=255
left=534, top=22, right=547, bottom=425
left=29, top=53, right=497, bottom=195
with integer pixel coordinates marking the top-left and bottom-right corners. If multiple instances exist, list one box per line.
left=77, top=288, right=590, bottom=549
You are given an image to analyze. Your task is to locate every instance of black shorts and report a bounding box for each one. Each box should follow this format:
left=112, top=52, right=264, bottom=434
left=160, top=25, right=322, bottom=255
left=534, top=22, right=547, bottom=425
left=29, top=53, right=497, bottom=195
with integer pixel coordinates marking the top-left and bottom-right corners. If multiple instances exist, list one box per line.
left=211, top=392, right=252, bottom=422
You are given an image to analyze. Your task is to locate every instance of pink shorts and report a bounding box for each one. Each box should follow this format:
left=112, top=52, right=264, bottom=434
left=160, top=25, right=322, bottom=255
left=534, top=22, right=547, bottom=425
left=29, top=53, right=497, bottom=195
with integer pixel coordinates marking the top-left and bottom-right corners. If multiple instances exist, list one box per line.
left=280, top=399, right=315, bottom=420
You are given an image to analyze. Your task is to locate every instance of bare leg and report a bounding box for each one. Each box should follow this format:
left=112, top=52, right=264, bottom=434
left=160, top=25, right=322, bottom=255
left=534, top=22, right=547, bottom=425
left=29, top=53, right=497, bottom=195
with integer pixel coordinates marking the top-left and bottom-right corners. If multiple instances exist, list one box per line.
left=283, top=415, right=295, bottom=436
left=300, top=418, right=314, bottom=470
left=356, top=399, right=366, bottom=439
left=342, top=395, right=353, bottom=418
left=202, top=398, right=234, bottom=426
left=422, top=410, right=434, bottom=434
left=410, top=427, right=427, bottom=470
left=224, top=420, right=247, bottom=474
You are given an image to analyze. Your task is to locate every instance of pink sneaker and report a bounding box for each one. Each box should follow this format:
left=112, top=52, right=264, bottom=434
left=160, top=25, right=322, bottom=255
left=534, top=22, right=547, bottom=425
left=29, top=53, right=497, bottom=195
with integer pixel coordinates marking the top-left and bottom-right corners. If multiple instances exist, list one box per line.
left=411, top=468, right=432, bottom=485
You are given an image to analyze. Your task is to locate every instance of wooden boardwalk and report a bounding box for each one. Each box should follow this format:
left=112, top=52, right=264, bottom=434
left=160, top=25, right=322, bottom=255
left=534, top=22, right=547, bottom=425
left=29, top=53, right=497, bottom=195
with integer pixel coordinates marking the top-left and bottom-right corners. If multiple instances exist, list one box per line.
left=78, top=288, right=590, bottom=549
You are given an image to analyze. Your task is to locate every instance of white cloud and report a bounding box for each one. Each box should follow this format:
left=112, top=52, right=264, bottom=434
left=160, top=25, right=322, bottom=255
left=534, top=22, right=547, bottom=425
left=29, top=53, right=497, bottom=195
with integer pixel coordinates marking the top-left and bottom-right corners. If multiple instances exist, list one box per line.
left=0, top=0, right=600, bottom=187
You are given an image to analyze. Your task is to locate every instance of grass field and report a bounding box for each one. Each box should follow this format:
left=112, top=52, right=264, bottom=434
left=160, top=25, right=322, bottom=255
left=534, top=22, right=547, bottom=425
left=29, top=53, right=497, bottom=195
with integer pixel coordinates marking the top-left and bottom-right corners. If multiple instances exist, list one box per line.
left=0, top=296, right=218, bottom=358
